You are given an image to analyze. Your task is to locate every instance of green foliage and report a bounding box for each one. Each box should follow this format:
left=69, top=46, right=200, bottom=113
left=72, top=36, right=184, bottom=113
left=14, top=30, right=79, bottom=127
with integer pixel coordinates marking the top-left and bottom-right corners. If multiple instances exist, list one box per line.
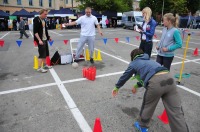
left=76, top=0, right=133, bottom=12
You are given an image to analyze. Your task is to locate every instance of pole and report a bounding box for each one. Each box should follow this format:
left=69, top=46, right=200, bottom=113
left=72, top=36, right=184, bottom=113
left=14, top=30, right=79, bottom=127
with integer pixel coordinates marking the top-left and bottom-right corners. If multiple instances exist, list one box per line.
left=161, top=0, right=164, bottom=24
left=71, top=0, right=74, bottom=11
left=178, top=34, right=191, bottom=84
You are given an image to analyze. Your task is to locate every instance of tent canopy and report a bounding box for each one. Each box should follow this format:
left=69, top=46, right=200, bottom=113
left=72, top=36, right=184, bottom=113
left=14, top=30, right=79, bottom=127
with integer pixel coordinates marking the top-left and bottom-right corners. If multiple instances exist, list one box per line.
left=0, top=10, right=9, bottom=17
left=102, top=11, right=117, bottom=18
left=30, top=11, right=39, bottom=15
left=12, top=9, right=32, bottom=17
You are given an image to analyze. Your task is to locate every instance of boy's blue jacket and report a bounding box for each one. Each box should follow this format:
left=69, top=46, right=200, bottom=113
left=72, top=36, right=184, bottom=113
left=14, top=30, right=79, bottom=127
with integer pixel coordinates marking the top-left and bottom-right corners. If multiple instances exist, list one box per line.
left=141, top=18, right=157, bottom=42
left=115, top=54, right=168, bottom=88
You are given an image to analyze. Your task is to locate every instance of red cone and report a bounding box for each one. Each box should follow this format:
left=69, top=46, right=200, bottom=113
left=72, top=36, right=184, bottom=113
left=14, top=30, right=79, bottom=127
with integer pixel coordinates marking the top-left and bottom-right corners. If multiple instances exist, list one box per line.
left=93, top=118, right=102, bottom=132
left=46, top=56, right=51, bottom=66
left=0, top=39, right=4, bottom=47
left=157, top=109, right=169, bottom=124
left=193, top=48, right=199, bottom=56
left=63, top=40, right=68, bottom=45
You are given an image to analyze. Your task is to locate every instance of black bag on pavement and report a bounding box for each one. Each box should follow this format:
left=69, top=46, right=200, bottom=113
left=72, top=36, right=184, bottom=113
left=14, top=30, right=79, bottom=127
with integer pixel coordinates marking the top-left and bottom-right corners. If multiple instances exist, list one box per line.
left=51, top=51, right=61, bottom=65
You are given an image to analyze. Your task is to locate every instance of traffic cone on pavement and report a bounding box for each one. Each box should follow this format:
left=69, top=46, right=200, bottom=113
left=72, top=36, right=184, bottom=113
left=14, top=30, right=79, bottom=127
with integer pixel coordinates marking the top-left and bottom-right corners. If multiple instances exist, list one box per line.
left=85, top=49, right=90, bottom=61
left=96, top=50, right=102, bottom=61
left=33, top=56, right=39, bottom=69
left=93, top=118, right=102, bottom=132
left=46, top=56, right=51, bottom=66
left=193, top=48, right=199, bottom=56
left=157, top=109, right=169, bottom=124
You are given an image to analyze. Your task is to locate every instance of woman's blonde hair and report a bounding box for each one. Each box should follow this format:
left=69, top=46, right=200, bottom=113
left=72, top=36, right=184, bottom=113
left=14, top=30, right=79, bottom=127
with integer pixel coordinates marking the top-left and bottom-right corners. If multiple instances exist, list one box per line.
left=164, top=13, right=179, bottom=27
left=142, top=7, right=152, bottom=22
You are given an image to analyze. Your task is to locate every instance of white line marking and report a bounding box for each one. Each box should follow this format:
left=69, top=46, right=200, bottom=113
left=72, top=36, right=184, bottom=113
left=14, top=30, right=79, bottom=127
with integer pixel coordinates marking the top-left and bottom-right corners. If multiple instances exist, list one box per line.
left=49, top=68, right=92, bottom=132
left=49, top=30, right=64, bottom=36
left=184, top=41, right=200, bottom=45
left=0, top=32, right=10, bottom=39
left=0, top=83, right=56, bottom=95
left=29, top=30, right=33, bottom=37
left=177, top=85, right=200, bottom=97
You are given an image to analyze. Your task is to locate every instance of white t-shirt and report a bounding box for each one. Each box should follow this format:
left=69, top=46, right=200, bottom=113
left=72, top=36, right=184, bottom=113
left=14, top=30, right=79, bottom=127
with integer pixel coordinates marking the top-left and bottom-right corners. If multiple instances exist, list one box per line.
left=76, top=15, right=99, bottom=36
left=142, top=22, right=147, bottom=40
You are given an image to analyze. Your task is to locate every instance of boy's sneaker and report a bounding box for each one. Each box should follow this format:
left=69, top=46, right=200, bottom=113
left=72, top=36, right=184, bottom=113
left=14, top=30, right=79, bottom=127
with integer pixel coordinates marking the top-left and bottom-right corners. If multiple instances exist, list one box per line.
left=134, top=122, right=148, bottom=132
left=37, top=68, right=48, bottom=73
left=90, top=58, right=94, bottom=64
left=43, top=65, right=52, bottom=69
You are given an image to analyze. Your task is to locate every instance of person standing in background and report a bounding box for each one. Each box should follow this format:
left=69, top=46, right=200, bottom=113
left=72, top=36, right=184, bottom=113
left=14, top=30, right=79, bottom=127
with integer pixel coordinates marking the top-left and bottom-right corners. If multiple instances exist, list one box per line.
left=135, top=7, right=157, bottom=58
left=156, top=13, right=182, bottom=71
left=19, top=17, right=29, bottom=39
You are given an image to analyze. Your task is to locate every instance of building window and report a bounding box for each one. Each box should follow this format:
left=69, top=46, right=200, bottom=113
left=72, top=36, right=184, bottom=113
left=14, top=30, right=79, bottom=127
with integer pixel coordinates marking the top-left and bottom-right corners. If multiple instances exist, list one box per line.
left=49, top=0, right=52, bottom=7
left=3, top=0, right=8, bottom=4
left=66, top=0, right=68, bottom=4
left=39, top=0, right=43, bottom=6
left=29, top=0, right=33, bottom=6
left=17, top=0, right=22, bottom=5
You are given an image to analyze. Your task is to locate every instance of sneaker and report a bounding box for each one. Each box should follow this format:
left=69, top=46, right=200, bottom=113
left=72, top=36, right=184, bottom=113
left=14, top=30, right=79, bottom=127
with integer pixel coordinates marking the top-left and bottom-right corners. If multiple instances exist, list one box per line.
left=19, top=37, right=22, bottom=39
left=37, top=68, right=48, bottom=73
left=134, top=122, right=148, bottom=132
left=90, top=58, right=94, bottom=64
left=43, top=65, right=52, bottom=69
left=74, top=59, right=80, bottom=63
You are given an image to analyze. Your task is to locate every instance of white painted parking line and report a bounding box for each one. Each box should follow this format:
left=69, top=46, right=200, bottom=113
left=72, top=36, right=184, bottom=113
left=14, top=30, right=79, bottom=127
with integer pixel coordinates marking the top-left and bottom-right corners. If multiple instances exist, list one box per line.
left=29, top=30, right=33, bottom=37
left=0, top=83, right=56, bottom=95
left=184, top=41, right=200, bottom=45
left=49, top=30, right=64, bottom=36
left=177, top=85, right=200, bottom=97
left=49, top=68, right=92, bottom=132
left=0, top=32, right=10, bottom=39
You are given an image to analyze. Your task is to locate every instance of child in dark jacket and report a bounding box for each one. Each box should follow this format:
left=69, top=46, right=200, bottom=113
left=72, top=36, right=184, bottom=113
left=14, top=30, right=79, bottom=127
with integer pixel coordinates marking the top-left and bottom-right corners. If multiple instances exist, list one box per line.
left=112, top=48, right=189, bottom=132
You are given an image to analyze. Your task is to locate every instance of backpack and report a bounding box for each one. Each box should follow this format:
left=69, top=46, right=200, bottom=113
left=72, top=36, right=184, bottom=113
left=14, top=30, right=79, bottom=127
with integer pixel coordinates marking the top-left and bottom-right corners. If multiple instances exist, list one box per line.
left=51, top=51, right=61, bottom=65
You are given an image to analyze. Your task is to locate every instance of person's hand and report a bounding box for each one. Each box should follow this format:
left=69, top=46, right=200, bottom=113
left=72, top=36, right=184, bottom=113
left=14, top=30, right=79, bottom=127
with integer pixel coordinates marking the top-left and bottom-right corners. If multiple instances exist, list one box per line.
left=156, top=46, right=159, bottom=50
left=112, top=87, right=119, bottom=97
left=64, top=23, right=69, bottom=26
left=132, top=87, right=137, bottom=94
left=39, top=40, right=44, bottom=45
left=162, top=47, right=168, bottom=52
left=99, top=31, right=103, bottom=36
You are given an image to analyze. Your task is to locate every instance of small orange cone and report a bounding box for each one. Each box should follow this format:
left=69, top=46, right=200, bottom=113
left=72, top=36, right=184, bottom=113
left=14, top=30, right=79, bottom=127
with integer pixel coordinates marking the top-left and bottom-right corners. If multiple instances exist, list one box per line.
left=157, top=109, right=169, bottom=124
left=93, top=118, right=102, bottom=132
left=193, top=48, right=199, bottom=56
left=46, top=56, right=51, bottom=66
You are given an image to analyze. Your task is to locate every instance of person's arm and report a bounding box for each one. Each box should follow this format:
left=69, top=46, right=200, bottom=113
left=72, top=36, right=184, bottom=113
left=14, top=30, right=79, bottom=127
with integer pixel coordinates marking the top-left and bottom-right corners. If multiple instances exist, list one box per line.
left=96, top=23, right=103, bottom=36
left=142, top=20, right=157, bottom=37
left=65, top=21, right=77, bottom=26
left=167, top=30, right=182, bottom=51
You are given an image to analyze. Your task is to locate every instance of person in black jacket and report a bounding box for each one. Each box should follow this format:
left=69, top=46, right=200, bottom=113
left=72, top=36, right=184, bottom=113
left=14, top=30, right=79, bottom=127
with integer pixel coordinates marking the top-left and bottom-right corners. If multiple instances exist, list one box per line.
left=33, top=9, right=52, bottom=73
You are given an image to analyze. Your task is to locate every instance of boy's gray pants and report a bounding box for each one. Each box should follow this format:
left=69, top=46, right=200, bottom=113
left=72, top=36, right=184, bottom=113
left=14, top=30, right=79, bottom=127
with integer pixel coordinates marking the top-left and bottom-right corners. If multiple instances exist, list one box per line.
left=75, top=35, right=95, bottom=60
left=139, top=73, right=189, bottom=132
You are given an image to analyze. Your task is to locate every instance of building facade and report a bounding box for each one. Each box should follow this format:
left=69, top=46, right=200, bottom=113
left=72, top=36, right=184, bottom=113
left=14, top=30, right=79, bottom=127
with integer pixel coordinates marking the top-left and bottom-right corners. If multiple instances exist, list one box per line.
left=0, top=0, right=81, bottom=15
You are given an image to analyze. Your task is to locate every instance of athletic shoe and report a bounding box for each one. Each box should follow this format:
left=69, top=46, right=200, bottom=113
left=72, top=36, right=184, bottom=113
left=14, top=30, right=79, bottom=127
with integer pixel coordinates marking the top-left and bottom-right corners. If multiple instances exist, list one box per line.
left=37, top=68, right=47, bottom=73
left=134, top=122, right=148, bottom=132
left=90, top=58, right=94, bottom=64
left=43, top=65, right=52, bottom=69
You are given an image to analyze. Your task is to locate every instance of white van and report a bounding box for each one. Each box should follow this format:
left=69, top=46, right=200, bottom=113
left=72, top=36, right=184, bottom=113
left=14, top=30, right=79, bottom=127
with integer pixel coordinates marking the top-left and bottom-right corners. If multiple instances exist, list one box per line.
left=122, top=11, right=143, bottom=29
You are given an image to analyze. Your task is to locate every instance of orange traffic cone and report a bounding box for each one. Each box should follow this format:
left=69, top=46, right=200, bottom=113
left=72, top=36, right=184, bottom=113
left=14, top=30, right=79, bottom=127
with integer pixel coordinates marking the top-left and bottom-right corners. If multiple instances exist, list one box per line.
left=193, top=48, right=199, bottom=56
left=93, top=118, right=102, bottom=132
left=46, top=56, right=51, bottom=66
left=157, top=109, right=169, bottom=124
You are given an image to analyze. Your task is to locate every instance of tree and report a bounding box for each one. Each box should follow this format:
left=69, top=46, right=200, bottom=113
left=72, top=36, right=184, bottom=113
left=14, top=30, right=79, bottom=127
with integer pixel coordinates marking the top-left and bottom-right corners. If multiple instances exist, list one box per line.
left=140, top=0, right=188, bottom=14
left=76, top=0, right=133, bottom=12
left=187, top=0, right=200, bottom=15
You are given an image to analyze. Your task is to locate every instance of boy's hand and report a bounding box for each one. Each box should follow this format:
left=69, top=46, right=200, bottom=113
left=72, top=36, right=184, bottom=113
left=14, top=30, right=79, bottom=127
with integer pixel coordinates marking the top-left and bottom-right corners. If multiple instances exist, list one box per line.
left=132, top=87, right=137, bottom=94
left=112, top=87, right=119, bottom=97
